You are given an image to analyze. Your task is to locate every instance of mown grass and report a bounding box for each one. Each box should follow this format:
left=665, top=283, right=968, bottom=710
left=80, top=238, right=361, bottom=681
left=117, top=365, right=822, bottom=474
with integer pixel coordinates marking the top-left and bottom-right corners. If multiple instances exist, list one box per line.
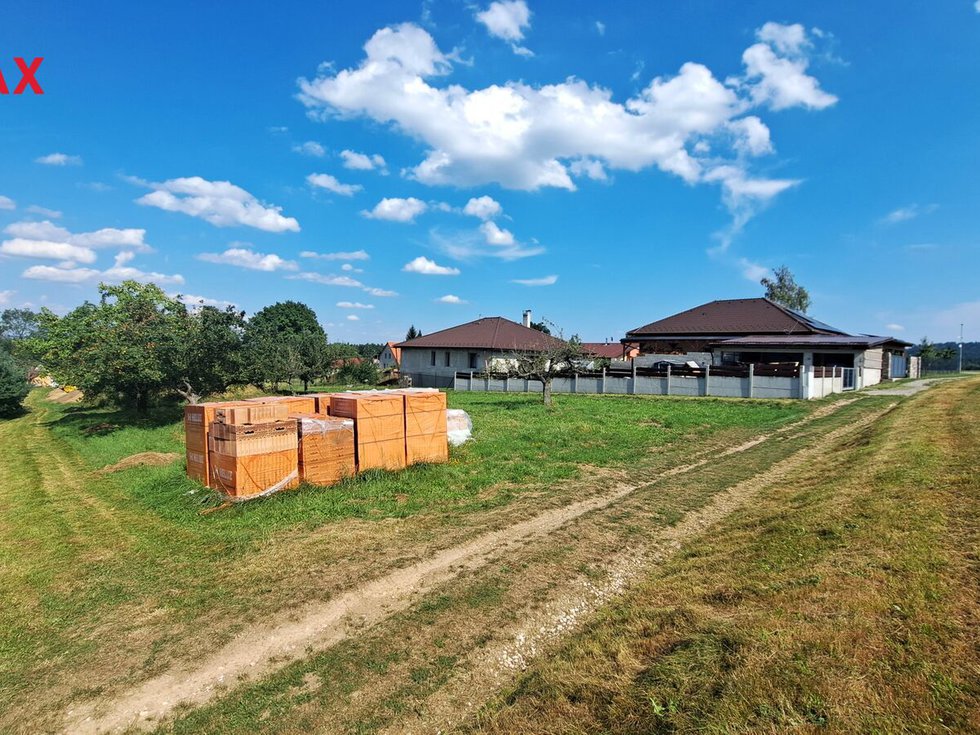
left=470, top=378, right=980, bottom=734
left=0, top=388, right=806, bottom=731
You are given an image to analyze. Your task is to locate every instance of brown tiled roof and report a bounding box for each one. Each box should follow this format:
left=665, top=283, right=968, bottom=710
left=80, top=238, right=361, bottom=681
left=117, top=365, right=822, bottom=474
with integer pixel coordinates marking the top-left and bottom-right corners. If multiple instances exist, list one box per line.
left=396, top=317, right=566, bottom=351
left=626, top=298, right=847, bottom=337
left=581, top=342, right=628, bottom=358
left=713, top=335, right=911, bottom=348
left=382, top=341, right=401, bottom=362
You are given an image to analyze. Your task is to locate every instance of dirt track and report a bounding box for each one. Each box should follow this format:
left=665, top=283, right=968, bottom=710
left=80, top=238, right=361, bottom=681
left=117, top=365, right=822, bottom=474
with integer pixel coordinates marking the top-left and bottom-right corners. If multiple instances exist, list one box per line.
left=63, top=397, right=878, bottom=734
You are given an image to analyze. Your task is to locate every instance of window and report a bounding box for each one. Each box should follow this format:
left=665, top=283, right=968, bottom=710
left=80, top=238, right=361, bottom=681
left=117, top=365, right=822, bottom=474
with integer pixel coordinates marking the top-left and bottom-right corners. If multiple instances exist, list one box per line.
left=444, top=351, right=451, bottom=367
left=430, top=350, right=436, bottom=366
left=468, top=352, right=478, bottom=369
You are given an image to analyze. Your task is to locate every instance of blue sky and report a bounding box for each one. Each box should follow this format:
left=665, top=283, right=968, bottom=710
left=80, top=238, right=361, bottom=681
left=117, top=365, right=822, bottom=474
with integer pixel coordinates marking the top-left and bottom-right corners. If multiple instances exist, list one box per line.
left=1, top=0, right=978, bottom=345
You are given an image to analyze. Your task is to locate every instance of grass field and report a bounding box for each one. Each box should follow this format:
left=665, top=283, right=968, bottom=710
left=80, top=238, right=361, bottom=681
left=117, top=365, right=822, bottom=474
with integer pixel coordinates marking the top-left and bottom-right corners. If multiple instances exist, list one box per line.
left=1, top=381, right=976, bottom=734
left=0, top=388, right=806, bottom=732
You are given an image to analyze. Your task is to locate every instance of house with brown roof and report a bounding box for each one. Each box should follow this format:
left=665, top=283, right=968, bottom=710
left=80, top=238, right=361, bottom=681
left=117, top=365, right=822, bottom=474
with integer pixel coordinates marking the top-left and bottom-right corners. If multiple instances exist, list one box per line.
left=378, top=341, right=401, bottom=370
left=396, top=313, right=566, bottom=388
left=624, top=298, right=911, bottom=389
left=581, top=342, right=639, bottom=360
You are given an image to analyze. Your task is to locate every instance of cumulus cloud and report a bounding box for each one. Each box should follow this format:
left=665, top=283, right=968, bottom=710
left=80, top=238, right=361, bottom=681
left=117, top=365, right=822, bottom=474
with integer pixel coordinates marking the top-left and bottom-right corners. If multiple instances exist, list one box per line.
left=337, top=301, right=373, bottom=309
left=23, top=251, right=184, bottom=286
left=362, top=197, right=427, bottom=222
left=293, top=141, right=326, bottom=157
left=300, top=249, right=370, bottom=260
left=512, top=274, right=557, bottom=286
left=0, top=195, right=15, bottom=210
left=288, top=272, right=363, bottom=287
left=402, top=255, right=460, bottom=275
left=35, top=153, right=82, bottom=166
left=0, top=238, right=97, bottom=263
left=0, top=290, right=13, bottom=305
left=363, top=286, right=398, bottom=297
left=431, top=227, right=544, bottom=261
left=307, top=172, right=363, bottom=196
left=346, top=314, right=360, bottom=321
left=136, top=176, right=300, bottom=233
left=476, top=1, right=531, bottom=44
left=738, top=257, right=770, bottom=282
left=885, top=323, right=905, bottom=332
left=171, top=292, right=236, bottom=309
left=462, top=195, right=503, bottom=220
left=480, top=220, right=515, bottom=246
left=297, top=19, right=833, bottom=246
left=197, top=247, right=298, bottom=272
left=1, top=219, right=153, bottom=266
left=340, top=263, right=363, bottom=273
left=595, top=20, right=605, bottom=36
left=340, top=149, right=387, bottom=172
left=437, top=294, right=467, bottom=304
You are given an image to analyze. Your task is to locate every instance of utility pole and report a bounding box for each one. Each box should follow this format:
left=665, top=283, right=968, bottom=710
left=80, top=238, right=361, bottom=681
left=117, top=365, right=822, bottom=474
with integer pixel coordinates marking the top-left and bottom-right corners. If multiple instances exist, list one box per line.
left=959, top=323, right=964, bottom=374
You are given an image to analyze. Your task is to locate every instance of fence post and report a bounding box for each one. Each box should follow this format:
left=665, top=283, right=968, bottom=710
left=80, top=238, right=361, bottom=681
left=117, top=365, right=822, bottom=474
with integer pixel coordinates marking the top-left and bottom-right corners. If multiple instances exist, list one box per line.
left=572, top=373, right=577, bottom=394
left=631, top=360, right=637, bottom=395
left=704, top=364, right=711, bottom=396
left=485, top=373, right=490, bottom=392
left=470, top=370, right=474, bottom=392
left=666, top=364, right=672, bottom=396
left=453, top=372, right=458, bottom=391
left=748, top=363, right=754, bottom=398
left=505, top=375, right=509, bottom=392
left=601, top=367, right=606, bottom=394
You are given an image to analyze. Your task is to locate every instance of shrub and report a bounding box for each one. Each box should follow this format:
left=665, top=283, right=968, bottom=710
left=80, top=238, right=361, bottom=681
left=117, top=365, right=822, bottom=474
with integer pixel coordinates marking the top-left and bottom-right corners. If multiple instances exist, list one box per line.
left=0, top=349, right=29, bottom=418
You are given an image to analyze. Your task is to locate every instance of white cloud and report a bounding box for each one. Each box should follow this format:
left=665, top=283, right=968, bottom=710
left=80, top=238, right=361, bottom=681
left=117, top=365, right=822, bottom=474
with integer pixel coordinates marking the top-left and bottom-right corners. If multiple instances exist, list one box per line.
left=3, top=220, right=151, bottom=252
left=437, top=294, right=467, bottom=304
left=307, top=172, right=363, bottom=196
left=337, top=301, right=374, bottom=309
left=171, top=292, right=236, bottom=309
left=0, top=238, right=97, bottom=263
left=340, top=263, right=363, bottom=273
left=362, top=197, right=427, bottom=222
left=738, top=257, right=770, bottom=282
left=340, top=149, right=387, bottom=172
left=136, top=176, right=300, bottom=233
left=301, top=249, right=370, bottom=261
left=363, top=286, right=398, bottom=297
left=595, top=20, right=605, bottom=36
left=512, top=274, right=557, bottom=286
left=26, top=205, right=62, bottom=218
left=885, top=323, right=905, bottom=332
left=462, top=195, right=502, bottom=220
left=476, top=1, right=531, bottom=42
left=297, top=20, right=834, bottom=231
left=402, top=255, right=460, bottom=275
left=0, top=290, right=15, bottom=305
left=293, top=141, right=326, bottom=157
left=431, top=228, right=544, bottom=261
left=23, top=251, right=184, bottom=286
left=0, top=195, right=15, bottom=210
left=288, top=272, right=364, bottom=287
left=880, top=203, right=938, bottom=225
left=739, top=23, right=838, bottom=110
left=35, top=153, right=82, bottom=166
left=346, top=314, right=360, bottom=321
left=705, top=166, right=800, bottom=251
left=480, top=220, right=515, bottom=246
left=976, top=0, right=980, bottom=12
left=197, top=247, right=299, bottom=272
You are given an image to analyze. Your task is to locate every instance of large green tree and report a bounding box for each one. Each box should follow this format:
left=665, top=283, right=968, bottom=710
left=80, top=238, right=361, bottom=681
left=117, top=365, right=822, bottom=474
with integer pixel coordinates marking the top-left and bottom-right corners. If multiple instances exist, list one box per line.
left=178, top=304, right=247, bottom=401
left=32, top=281, right=190, bottom=412
left=761, top=266, right=811, bottom=313
left=0, top=349, right=29, bottom=417
left=244, top=301, right=328, bottom=391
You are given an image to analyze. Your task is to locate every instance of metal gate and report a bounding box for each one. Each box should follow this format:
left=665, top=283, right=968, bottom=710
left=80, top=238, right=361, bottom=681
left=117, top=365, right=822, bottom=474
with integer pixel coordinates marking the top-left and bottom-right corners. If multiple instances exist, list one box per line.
left=841, top=367, right=856, bottom=390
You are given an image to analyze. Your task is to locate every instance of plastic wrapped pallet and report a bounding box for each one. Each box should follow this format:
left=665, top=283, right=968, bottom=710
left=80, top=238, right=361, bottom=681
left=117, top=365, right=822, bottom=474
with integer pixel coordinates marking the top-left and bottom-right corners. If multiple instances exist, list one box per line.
left=208, top=418, right=299, bottom=499
left=298, top=417, right=355, bottom=485
left=329, top=392, right=406, bottom=471
left=395, top=389, right=448, bottom=465
left=246, top=395, right=317, bottom=416
left=446, top=409, right=473, bottom=446
left=184, top=401, right=249, bottom=486
left=213, top=402, right=289, bottom=425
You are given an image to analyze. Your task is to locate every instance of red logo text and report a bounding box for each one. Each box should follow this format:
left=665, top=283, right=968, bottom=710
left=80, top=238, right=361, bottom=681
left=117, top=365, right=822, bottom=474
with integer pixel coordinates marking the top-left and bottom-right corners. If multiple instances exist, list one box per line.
left=0, top=58, right=44, bottom=95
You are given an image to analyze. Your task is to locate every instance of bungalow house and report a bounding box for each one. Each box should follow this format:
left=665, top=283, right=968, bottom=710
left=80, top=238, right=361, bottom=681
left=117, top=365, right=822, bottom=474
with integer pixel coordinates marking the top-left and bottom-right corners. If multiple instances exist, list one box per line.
left=624, top=298, right=911, bottom=390
left=581, top=342, right=639, bottom=360
left=378, top=341, right=401, bottom=370
left=397, top=314, right=566, bottom=388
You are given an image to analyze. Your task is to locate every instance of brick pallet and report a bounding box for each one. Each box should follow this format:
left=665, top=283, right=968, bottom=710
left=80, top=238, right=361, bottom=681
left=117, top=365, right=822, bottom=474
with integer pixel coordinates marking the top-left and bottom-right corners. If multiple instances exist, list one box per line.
left=209, top=418, right=299, bottom=498
left=329, top=392, right=407, bottom=471
left=184, top=401, right=249, bottom=486
left=297, top=417, right=355, bottom=485
left=397, top=389, right=449, bottom=465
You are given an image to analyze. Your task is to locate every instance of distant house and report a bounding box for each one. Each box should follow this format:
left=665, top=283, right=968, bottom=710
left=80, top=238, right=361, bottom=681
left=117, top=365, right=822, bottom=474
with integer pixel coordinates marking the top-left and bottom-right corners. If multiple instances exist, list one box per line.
left=378, top=341, right=401, bottom=370
left=581, top=342, right=639, bottom=360
left=624, top=297, right=912, bottom=387
left=397, top=314, right=566, bottom=388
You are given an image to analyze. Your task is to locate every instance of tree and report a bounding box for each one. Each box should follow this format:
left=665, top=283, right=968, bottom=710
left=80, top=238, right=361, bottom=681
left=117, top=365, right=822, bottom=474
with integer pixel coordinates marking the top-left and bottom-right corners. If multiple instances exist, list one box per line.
left=0, top=348, right=29, bottom=417
left=178, top=305, right=247, bottom=402
left=761, top=266, right=811, bottom=313
left=529, top=320, right=551, bottom=335
left=244, top=301, right=328, bottom=391
left=0, top=308, right=40, bottom=341
left=916, top=337, right=957, bottom=374
left=406, top=325, right=421, bottom=340
left=505, top=325, right=583, bottom=406
left=30, top=281, right=190, bottom=412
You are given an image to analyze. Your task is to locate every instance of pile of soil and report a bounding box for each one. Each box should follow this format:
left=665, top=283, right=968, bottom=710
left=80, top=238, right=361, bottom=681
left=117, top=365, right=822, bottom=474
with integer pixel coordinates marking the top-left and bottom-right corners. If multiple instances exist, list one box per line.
left=95, top=452, right=180, bottom=475
left=47, top=388, right=84, bottom=404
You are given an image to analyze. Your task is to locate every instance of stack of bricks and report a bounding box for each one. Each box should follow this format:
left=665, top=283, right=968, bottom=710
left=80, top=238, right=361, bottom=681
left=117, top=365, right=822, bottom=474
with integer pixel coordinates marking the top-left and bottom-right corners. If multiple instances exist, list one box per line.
left=328, top=392, right=407, bottom=471
left=208, top=402, right=299, bottom=499
left=183, top=401, right=248, bottom=486
left=398, top=389, right=449, bottom=465
left=297, top=417, right=356, bottom=485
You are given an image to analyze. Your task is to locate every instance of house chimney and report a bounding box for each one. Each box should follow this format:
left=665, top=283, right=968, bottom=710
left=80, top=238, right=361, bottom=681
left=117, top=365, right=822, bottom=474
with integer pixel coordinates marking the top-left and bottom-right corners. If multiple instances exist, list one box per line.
left=522, top=309, right=532, bottom=328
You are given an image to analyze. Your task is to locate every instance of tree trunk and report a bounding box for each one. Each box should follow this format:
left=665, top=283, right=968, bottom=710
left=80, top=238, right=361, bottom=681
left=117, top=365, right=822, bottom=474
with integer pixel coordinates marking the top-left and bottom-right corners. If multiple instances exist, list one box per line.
left=303, top=378, right=309, bottom=392
left=136, top=390, right=149, bottom=414
left=542, top=379, right=553, bottom=406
